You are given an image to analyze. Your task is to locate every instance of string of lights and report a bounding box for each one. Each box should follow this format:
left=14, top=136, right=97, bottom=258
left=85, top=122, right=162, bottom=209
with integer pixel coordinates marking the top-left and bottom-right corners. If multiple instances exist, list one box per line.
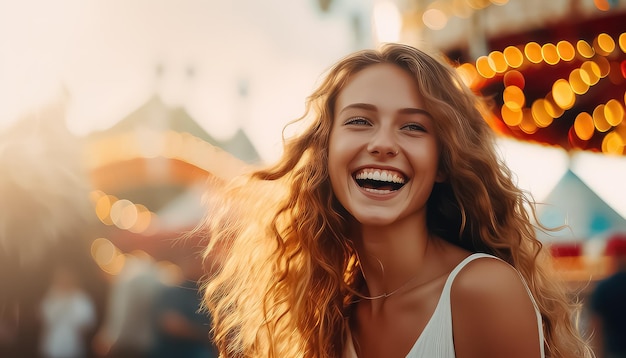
left=455, top=31, right=626, bottom=155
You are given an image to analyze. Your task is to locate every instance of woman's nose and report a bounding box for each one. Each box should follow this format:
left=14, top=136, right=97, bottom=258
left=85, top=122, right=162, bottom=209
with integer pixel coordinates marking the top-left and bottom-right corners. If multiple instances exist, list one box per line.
left=367, top=129, right=399, bottom=157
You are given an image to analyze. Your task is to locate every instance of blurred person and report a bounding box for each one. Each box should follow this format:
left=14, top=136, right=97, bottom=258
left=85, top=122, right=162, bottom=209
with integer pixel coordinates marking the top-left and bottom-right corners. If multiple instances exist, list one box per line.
left=39, top=264, right=96, bottom=358
left=149, top=256, right=217, bottom=358
left=0, top=303, right=18, bottom=356
left=197, top=43, right=593, bottom=357
left=92, top=254, right=163, bottom=358
left=590, top=234, right=626, bottom=358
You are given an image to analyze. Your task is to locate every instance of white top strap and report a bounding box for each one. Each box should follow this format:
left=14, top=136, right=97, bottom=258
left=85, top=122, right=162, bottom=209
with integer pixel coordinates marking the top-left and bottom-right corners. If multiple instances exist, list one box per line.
left=345, top=253, right=545, bottom=358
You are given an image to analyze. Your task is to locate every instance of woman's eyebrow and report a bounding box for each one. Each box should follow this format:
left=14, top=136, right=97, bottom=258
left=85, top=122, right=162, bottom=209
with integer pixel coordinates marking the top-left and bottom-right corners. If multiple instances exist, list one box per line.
left=338, top=103, right=377, bottom=114
left=398, top=107, right=433, bottom=118
left=339, top=103, right=432, bottom=118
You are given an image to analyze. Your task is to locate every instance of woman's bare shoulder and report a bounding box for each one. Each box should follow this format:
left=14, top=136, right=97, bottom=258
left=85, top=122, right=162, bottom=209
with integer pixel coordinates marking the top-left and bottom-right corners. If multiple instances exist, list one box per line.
left=453, top=256, right=524, bottom=293
left=450, top=256, right=543, bottom=357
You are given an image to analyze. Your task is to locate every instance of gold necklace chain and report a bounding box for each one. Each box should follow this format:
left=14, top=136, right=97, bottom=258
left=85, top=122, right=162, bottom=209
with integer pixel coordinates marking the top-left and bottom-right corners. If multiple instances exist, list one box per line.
left=352, top=257, right=449, bottom=303
left=355, top=271, right=422, bottom=301
left=351, top=250, right=425, bottom=302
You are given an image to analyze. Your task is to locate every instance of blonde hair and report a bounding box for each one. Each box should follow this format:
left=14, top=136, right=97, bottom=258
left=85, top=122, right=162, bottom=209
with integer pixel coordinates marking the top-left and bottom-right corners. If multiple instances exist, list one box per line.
left=198, top=43, right=593, bottom=357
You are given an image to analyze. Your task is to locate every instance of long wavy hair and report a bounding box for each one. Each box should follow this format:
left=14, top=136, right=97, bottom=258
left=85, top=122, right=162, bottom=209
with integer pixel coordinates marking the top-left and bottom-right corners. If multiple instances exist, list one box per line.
left=197, top=43, right=593, bottom=357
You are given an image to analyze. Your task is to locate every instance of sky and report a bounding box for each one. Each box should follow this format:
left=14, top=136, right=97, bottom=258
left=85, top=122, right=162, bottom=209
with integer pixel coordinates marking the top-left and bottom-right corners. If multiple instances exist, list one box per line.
left=0, top=0, right=369, bottom=160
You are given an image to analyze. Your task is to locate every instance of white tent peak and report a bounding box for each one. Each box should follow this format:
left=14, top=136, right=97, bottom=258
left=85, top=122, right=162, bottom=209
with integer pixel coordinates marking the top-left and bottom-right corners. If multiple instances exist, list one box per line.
left=536, top=169, right=626, bottom=242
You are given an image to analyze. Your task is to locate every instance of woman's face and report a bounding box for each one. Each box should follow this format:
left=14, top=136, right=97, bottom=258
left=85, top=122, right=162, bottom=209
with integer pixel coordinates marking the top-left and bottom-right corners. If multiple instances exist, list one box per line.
left=328, top=63, right=443, bottom=227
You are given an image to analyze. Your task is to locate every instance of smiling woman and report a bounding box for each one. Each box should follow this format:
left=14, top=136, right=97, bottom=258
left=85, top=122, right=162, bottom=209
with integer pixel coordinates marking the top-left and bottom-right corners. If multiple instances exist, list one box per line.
left=195, top=43, right=594, bottom=358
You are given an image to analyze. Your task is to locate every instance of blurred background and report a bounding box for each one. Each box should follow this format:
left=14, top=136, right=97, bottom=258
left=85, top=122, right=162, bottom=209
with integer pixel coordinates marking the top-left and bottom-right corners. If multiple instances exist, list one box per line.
left=0, top=0, right=625, bottom=357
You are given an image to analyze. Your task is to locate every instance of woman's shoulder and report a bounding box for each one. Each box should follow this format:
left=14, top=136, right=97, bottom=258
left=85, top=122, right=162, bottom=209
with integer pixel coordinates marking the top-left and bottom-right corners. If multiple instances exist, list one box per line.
left=450, top=254, right=532, bottom=307
left=449, top=254, right=544, bottom=357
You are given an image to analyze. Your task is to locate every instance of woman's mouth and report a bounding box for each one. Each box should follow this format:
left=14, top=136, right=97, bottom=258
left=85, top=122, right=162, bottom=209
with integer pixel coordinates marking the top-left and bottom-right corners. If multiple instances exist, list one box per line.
left=353, top=168, right=407, bottom=192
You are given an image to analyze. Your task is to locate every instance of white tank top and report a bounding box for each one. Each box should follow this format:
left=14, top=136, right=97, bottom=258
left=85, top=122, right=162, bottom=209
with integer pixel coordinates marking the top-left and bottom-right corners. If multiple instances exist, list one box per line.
left=343, top=253, right=545, bottom=358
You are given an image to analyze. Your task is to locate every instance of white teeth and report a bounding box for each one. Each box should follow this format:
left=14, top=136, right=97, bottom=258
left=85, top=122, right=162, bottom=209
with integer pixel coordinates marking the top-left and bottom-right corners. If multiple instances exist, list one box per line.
left=364, top=187, right=393, bottom=194
left=355, top=169, right=405, bottom=184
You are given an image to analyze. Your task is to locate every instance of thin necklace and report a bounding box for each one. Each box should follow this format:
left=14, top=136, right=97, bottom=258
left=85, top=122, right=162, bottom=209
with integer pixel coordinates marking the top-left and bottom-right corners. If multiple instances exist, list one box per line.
left=355, top=271, right=422, bottom=301
left=352, top=252, right=423, bottom=302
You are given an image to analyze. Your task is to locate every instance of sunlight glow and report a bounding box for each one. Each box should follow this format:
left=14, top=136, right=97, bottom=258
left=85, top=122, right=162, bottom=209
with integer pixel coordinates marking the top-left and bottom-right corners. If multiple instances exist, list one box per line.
left=571, top=152, right=626, bottom=219
left=373, top=1, right=402, bottom=43
left=495, top=138, right=569, bottom=202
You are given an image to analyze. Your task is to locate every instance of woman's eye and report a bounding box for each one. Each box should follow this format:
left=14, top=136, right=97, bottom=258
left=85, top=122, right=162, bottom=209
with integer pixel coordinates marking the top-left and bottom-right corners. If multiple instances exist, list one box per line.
left=344, top=117, right=370, bottom=126
left=402, top=123, right=426, bottom=132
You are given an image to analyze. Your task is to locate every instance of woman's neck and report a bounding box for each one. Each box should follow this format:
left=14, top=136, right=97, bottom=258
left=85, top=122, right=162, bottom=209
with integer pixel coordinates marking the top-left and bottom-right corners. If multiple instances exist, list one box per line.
left=353, top=218, right=432, bottom=297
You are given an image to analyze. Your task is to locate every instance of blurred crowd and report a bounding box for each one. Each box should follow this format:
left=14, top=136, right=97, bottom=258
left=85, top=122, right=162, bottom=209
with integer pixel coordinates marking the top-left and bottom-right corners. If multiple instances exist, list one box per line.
left=0, top=249, right=217, bottom=358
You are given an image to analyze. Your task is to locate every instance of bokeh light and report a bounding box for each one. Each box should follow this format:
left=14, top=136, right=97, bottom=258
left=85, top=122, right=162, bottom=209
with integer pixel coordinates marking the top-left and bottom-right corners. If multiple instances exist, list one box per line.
left=519, top=108, right=538, bottom=134
left=502, top=104, right=523, bottom=126
left=476, top=55, right=496, bottom=78
left=488, top=51, right=508, bottom=73
left=569, top=69, right=590, bottom=95
left=594, top=0, right=611, bottom=11
left=552, top=79, right=575, bottom=110
left=423, top=8, right=448, bottom=30
left=504, top=70, right=525, bottom=89
left=577, top=40, right=595, bottom=59
left=595, top=33, right=616, bottom=56
left=593, top=104, right=612, bottom=132
left=524, top=42, right=543, bottom=64
left=605, top=99, right=625, bottom=126
left=531, top=99, right=554, bottom=128
left=503, top=85, right=525, bottom=111
left=602, top=131, right=624, bottom=155
left=542, top=43, right=560, bottom=65
left=581, top=61, right=601, bottom=85
left=556, top=41, right=576, bottom=62
left=574, top=112, right=595, bottom=141
left=544, top=94, right=565, bottom=118
left=503, top=46, right=524, bottom=68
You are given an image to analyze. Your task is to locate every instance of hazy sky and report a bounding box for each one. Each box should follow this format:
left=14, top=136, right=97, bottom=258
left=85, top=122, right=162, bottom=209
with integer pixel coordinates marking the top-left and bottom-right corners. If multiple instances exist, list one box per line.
left=0, top=0, right=368, bottom=161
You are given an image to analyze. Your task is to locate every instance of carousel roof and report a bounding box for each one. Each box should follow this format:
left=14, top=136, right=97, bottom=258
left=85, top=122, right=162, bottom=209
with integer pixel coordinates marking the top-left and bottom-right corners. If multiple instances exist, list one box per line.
left=449, top=9, right=626, bottom=155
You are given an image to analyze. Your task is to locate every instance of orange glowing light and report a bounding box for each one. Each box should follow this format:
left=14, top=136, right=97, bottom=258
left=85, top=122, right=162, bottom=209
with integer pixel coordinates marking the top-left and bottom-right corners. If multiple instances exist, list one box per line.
left=574, top=112, right=595, bottom=141
left=95, top=195, right=116, bottom=225
left=577, top=40, right=595, bottom=58
left=503, top=85, right=525, bottom=111
left=503, top=70, right=525, bottom=89
left=569, top=69, right=590, bottom=95
left=552, top=79, right=575, bottom=110
left=605, top=99, right=625, bottom=126
left=596, top=33, right=616, bottom=55
left=594, top=56, right=611, bottom=78
left=531, top=99, right=553, bottom=128
left=519, top=108, right=538, bottom=134
left=602, top=131, right=624, bottom=155
left=542, top=43, right=560, bottom=65
left=581, top=61, right=601, bottom=85
left=476, top=56, right=496, bottom=78
left=556, top=41, right=576, bottom=61
left=593, top=105, right=612, bottom=132
left=503, top=46, right=524, bottom=68
left=501, top=104, right=523, bottom=126
left=524, top=42, right=543, bottom=64
left=544, top=94, right=565, bottom=118
left=488, top=51, right=508, bottom=73
left=594, top=0, right=610, bottom=11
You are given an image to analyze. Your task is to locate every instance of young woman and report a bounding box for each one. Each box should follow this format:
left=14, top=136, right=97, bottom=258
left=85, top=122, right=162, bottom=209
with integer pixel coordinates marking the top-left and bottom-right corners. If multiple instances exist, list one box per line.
left=197, top=43, right=593, bottom=357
